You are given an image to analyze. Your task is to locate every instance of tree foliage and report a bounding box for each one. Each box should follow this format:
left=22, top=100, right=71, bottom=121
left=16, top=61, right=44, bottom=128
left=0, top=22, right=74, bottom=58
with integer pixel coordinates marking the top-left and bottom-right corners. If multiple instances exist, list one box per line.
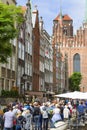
left=0, top=2, right=24, bottom=63
left=69, top=72, right=82, bottom=91
left=1, top=90, right=19, bottom=97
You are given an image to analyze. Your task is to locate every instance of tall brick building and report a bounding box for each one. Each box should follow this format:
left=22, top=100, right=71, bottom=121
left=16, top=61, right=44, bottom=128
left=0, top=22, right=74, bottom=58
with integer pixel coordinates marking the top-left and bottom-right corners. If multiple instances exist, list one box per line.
left=53, top=9, right=87, bottom=92
left=32, top=7, right=40, bottom=91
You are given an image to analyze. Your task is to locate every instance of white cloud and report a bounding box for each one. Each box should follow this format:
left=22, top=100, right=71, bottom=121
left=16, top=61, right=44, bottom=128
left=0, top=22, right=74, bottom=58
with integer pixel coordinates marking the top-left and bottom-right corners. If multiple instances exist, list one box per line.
left=17, top=0, right=86, bottom=35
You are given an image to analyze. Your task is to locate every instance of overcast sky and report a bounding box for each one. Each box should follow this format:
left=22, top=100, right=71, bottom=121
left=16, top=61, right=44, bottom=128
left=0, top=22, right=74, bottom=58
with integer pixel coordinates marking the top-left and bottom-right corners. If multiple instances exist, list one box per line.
left=16, top=0, right=86, bottom=35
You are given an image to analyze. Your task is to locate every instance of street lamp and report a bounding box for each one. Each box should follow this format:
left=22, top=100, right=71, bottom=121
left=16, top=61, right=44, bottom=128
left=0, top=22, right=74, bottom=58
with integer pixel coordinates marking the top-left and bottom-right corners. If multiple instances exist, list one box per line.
left=22, top=73, right=27, bottom=96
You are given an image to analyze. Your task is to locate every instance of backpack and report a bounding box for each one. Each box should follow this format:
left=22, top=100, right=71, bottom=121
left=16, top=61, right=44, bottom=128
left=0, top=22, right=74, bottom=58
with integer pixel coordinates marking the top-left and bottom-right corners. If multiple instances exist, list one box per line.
left=17, top=115, right=26, bottom=124
left=16, top=116, right=26, bottom=130
left=33, top=107, right=40, bottom=116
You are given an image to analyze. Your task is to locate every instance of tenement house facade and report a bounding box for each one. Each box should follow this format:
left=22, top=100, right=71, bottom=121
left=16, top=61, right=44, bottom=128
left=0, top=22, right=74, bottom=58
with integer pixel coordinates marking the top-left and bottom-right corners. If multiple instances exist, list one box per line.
left=0, top=0, right=33, bottom=94
left=0, top=0, right=17, bottom=93
left=17, top=1, right=33, bottom=94
left=39, top=17, right=53, bottom=97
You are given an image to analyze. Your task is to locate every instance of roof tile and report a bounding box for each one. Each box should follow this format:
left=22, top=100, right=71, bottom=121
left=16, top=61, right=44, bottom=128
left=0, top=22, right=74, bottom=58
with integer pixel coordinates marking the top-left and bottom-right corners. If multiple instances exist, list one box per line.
left=54, top=14, right=72, bottom=21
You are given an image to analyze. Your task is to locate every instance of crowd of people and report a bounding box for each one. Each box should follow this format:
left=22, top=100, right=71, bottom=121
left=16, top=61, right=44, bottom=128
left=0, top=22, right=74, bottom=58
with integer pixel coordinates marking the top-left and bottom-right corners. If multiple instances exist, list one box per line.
left=0, top=98, right=87, bottom=130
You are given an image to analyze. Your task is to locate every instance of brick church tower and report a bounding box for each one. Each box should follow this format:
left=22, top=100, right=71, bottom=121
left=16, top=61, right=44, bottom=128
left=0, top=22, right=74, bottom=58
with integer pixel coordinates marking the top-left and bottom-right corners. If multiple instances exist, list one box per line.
left=53, top=0, right=87, bottom=92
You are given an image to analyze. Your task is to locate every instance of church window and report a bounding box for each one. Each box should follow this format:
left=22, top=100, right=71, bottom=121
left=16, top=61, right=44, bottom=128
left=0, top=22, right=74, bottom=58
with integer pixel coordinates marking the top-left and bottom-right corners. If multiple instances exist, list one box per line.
left=63, top=27, right=67, bottom=35
left=73, top=53, right=80, bottom=72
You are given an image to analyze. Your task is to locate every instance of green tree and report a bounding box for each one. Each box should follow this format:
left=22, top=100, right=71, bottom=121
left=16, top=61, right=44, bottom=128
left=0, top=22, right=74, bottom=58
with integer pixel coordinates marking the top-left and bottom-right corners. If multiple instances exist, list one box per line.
left=69, top=72, right=82, bottom=91
left=0, top=2, right=24, bottom=63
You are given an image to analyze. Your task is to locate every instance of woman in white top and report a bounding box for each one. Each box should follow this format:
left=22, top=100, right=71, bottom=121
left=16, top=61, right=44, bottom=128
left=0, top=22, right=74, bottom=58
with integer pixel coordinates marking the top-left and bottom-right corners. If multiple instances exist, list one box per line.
left=63, top=105, right=70, bottom=121
left=51, top=104, right=62, bottom=123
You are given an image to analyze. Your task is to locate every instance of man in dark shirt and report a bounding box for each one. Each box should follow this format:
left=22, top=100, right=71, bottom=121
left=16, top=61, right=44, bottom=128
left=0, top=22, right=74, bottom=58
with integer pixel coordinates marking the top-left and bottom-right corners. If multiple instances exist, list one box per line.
left=33, top=102, right=41, bottom=130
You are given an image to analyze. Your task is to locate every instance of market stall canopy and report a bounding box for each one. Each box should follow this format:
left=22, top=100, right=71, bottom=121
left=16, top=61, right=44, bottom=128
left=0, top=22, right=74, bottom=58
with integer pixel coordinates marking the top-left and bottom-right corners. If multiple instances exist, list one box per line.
left=81, top=92, right=87, bottom=99
left=55, top=91, right=87, bottom=99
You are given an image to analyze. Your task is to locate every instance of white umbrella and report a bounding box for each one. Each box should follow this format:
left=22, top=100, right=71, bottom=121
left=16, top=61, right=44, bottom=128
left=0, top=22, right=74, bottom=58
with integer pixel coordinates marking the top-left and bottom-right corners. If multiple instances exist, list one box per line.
left=68, top=91, right=84, bottom=99
left=55, top=91, right=84, bottom=99
left=79, top=92, right=87, bottom=99
left=55, top=92, right=74, bottom=98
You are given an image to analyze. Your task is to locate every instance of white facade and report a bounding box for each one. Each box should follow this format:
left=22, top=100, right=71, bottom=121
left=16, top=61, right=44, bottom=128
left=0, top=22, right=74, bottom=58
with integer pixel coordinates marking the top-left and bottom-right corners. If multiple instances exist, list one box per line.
left=39, top=17, right=53, bottom=92
left=17, top=1, right=33, bottom=93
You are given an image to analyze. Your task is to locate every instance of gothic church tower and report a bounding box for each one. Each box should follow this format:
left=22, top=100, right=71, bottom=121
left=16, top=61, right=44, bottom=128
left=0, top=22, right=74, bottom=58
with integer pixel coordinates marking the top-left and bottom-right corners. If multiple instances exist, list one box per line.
left=53, top=0, right=87, bottom=92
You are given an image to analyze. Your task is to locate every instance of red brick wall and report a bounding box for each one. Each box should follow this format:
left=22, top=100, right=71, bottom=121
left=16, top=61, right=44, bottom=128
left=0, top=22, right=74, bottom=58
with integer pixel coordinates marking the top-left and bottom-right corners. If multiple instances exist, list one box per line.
left=53, top=16, right=87, bottom=92
left=32, top=11, right=40, bottom=91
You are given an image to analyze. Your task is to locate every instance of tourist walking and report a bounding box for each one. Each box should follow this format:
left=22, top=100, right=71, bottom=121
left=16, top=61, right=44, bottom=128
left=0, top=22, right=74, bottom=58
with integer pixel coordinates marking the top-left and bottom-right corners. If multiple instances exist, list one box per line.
left=33, top=102, right=41, bottom=130
left=0, top=109, right=4, bottom=130
left=16, top=110, right=26, bottom=130
left=23, top=109, right=32, bottom=130
left=41, top=103, right=49, bottom=130
left=63, top=105, right=70, bottom=121
left=50, top=104, right=62, bottom=128
left=77, top=101, right=86, bottom=123
left=3, top=106, right=15, bottom=130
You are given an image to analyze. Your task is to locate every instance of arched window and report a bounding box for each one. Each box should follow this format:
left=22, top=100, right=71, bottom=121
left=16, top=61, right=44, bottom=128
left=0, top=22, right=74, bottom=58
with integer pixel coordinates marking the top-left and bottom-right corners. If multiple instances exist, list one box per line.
left=73, top=53, right=80, bottom=72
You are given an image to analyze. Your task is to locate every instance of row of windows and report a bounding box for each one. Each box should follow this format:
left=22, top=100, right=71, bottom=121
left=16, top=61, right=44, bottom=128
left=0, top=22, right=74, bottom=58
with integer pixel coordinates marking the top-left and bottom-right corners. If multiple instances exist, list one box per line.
left=2, top=55, right=15, bottom=71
